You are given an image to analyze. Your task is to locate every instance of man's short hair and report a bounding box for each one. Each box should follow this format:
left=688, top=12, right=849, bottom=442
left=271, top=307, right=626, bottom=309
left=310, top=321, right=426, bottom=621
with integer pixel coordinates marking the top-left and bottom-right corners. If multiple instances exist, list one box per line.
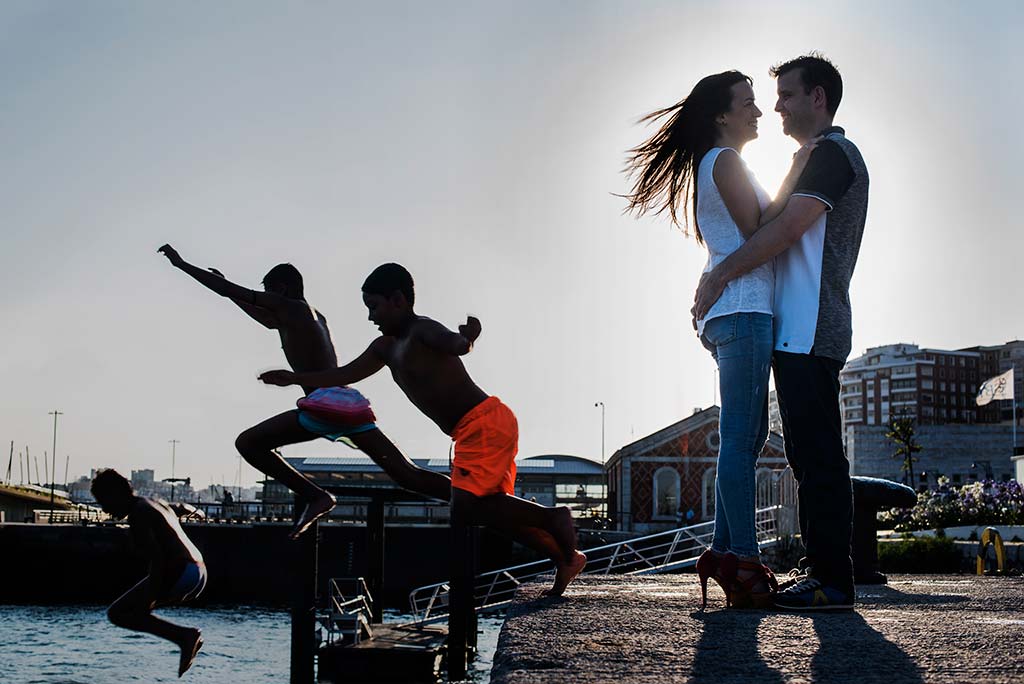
left=91, top=469, right=134, bottom=504
left=362, top=263, right=415, bottom=305
left=262, top=263, right=304, bottom=298
left=770, top=53, right=843, bottom=117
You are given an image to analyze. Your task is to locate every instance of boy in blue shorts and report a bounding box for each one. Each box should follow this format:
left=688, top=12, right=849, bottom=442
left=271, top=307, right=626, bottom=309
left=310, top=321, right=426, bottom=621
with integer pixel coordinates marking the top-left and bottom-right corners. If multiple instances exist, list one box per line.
left=92, top=469, right=206, bottom=678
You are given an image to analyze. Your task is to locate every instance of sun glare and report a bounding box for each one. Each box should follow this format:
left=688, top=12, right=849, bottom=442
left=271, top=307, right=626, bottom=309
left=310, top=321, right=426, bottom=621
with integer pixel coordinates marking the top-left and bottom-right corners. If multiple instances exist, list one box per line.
left=743, top=125, right=800, bottom=199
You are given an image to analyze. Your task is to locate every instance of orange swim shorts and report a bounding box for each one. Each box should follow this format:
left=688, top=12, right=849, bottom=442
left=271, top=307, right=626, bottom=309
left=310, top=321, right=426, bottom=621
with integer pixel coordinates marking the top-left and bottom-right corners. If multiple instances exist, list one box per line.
left=450, top=396, right=518, bottom=497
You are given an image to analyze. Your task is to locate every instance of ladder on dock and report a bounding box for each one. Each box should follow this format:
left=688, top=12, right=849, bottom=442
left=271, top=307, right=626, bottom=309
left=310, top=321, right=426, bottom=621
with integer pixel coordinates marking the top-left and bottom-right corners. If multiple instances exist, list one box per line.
left=325, top=577, right=375, bottom=645
left=408, top=504, right=791, bottom=623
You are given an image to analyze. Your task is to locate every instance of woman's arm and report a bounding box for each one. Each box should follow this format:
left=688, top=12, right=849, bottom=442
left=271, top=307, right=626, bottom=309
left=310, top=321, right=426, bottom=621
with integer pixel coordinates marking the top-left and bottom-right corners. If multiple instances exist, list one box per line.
left=713, top=149, right=762, bottom=239
left=758, top=138, right=821, bottom=226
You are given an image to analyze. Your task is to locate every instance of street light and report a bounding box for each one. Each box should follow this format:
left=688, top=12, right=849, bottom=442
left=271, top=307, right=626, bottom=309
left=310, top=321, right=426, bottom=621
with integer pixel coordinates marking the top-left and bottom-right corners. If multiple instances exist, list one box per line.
left=594, top=402, right=606, bottom=518
left=169, top=439, right=180, bottom=501
left=48, top=410, right=63, bottom=523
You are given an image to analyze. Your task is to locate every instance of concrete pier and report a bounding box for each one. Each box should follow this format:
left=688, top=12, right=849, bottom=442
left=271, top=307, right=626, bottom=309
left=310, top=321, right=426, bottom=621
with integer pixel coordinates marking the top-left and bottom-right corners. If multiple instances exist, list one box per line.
left=491, top=574, right=1024, bottom=684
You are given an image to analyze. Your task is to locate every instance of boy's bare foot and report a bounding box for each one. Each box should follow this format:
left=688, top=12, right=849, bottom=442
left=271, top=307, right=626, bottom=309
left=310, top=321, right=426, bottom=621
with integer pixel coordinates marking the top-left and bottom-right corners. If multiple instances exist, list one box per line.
left=288, top=492, right=335, bottom=540
left=544, top=551, right=587, bottom=597
left=178, top=628, right=203, bottom=677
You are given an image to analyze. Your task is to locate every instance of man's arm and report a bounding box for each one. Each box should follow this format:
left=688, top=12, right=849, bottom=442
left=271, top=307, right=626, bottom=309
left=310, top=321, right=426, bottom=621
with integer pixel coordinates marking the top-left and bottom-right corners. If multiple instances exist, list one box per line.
left=692, top=196, right=827, bottom=320
left=158, top=245, right=285, bottom=314
left=414, top=316, right=480, bottom=356
left=693, top=140, right=854, bottom=322
left=259, top=338, right=388, bottom=388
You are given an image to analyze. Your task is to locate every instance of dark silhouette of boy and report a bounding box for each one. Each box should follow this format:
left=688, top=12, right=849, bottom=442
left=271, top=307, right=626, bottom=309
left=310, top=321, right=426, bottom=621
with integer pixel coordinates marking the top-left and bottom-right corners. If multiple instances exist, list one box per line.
left=260, top=263, right=587, bottom=595
left=158, top=245, right=451, bottom=539
left=91, top=469, right=205, bottom=678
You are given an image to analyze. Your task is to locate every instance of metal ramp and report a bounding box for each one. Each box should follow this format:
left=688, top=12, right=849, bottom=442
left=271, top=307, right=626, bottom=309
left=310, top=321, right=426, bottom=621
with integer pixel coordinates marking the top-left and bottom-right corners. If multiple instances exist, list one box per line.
left=408, top=504, right=791, bottom=623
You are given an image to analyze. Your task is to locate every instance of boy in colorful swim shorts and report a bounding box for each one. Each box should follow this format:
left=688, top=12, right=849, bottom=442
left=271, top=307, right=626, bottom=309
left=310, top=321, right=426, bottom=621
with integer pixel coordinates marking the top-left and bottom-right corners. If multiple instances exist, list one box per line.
left=260, top=263, right=587, bottom=596
left=158, top=245, right=452, bottom=539
left=91, top=469, right=206, bottom=678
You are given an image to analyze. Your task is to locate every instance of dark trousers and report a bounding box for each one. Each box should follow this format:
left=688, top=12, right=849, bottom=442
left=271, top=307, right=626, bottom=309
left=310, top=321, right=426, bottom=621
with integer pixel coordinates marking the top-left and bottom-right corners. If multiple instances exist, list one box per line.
left=772, top=350, right=854, bottom=588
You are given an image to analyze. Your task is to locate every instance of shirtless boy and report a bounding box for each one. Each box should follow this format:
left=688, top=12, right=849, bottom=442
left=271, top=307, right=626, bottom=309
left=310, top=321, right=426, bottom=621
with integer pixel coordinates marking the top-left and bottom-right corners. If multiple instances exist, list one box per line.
left=92, top=469, right=206, bottom=678
left=158, top=245, right=450, bottom=539
left=259, top=263, right=587, bottom=595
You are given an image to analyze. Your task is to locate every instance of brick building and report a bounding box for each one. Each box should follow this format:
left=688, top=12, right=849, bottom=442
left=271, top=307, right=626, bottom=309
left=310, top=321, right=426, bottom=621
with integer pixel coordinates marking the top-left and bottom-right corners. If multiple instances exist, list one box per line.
left=605, top=406, right=789, bottom=534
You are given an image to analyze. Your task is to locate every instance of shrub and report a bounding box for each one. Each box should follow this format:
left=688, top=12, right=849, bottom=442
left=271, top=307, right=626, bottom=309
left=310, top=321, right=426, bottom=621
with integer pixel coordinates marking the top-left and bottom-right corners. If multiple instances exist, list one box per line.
left=877, top=535, right=963, bottom=573
left=879, top=477, right=1024, bottom=531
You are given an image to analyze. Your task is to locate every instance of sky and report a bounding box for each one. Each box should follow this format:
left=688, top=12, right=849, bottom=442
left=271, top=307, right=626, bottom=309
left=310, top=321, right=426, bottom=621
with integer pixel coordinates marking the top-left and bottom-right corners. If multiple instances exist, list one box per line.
left=2, top=1, right=1021, bottom=490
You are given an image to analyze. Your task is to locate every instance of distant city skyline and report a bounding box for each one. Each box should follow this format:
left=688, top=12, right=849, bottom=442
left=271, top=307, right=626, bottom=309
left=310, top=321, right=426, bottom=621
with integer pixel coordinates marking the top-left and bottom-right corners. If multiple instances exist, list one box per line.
left=2, top=2, right=1021, bottom=487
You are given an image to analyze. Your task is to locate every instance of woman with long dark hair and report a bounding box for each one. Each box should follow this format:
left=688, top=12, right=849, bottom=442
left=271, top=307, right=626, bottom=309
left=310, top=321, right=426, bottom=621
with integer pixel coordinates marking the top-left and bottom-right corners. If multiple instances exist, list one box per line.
left=624, top=70, right=815, bottom=609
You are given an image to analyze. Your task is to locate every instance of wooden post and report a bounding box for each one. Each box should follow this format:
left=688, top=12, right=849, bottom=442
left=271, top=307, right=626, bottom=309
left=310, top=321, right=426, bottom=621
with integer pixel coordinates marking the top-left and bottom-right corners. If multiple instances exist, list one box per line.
left=367, top=496, right=385, bottom=624
left=290, top=496, right=318, bottom=684
left=447, top=505, right=477, bottom=680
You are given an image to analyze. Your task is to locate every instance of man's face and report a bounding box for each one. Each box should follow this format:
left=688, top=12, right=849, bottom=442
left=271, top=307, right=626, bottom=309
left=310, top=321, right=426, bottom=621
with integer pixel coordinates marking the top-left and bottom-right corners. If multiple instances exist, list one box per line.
left=775, top=69, right=815, bottom=140
left=362, top=291, right=406, bottom=335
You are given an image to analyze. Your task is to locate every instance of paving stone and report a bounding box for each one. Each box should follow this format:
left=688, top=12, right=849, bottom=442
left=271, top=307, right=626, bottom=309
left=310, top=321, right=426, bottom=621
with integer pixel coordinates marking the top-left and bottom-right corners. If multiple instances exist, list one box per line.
left=490, top=574, right=1024, bottom=684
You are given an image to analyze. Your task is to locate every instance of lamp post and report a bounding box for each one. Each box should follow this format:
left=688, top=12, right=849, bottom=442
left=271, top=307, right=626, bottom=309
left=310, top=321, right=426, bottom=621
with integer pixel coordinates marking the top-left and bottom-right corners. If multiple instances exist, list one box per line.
left=169, top=439, right=180, bottom=501
left=594, top=401, right=605, bottom=517
left=48, top=410, right=63, bottom=523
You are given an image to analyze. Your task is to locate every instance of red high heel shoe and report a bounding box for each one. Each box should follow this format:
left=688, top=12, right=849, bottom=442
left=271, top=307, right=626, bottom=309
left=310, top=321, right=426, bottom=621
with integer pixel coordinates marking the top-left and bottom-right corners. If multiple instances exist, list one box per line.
left=696, top=549, right=737, bottom=609
left=729, top=559, right=779, bottom=609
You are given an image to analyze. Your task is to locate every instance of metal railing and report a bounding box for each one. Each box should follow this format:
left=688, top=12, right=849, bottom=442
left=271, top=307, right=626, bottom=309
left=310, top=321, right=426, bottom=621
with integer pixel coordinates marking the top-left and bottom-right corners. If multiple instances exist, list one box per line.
left=324, top=577, right=374, bottom=645
left=408, top=504, right=788, bottom=623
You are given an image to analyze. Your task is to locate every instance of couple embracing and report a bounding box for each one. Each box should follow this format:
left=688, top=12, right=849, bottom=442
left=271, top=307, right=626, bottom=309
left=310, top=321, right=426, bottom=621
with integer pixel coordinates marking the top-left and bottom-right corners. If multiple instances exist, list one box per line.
left=625, top=54, right=868, bottom=611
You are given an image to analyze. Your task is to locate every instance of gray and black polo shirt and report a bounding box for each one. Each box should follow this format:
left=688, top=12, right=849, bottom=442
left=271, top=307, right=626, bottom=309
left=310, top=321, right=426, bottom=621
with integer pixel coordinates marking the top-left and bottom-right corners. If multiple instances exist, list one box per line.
left=773, top=126, right=868, bottom=363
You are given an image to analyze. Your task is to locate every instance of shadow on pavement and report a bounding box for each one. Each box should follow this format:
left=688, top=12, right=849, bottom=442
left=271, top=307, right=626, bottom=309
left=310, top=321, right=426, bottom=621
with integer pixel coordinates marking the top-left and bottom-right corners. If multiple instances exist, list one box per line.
left=687, top=609, right=784, bottom=684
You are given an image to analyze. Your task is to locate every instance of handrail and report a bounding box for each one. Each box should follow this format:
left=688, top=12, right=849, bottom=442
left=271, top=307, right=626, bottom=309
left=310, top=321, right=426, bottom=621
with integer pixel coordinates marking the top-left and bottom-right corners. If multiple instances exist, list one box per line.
left=326, top=577, right=375, bottom=645
left=408, top=504, right=787, bottom=623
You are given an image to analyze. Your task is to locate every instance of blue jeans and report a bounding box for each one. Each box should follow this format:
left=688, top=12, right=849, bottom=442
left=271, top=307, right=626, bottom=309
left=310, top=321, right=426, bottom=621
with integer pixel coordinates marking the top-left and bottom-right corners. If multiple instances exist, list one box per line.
left=700, top=312, right=772, bottom=558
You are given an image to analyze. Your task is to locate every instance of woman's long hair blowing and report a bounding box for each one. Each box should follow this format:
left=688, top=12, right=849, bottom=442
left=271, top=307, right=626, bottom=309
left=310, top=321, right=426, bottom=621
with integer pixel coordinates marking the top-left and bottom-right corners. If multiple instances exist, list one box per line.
left=623, top=70, right=752, bottom=243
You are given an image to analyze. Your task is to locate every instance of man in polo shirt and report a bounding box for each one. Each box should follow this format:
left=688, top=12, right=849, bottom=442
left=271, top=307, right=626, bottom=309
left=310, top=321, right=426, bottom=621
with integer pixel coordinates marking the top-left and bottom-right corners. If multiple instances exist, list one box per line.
left=693, top=53, right=868, bottom=610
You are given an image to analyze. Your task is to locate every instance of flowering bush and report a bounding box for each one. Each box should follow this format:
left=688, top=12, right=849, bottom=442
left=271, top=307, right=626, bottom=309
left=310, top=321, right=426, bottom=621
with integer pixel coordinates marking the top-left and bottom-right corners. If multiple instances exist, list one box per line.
left=880, top=477, right=1024, bottom=531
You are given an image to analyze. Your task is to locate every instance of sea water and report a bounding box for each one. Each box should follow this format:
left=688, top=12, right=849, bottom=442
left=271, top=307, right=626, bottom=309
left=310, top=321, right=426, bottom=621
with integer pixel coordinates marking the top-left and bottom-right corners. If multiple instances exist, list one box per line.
left=0, top=605, right=502, bottom=684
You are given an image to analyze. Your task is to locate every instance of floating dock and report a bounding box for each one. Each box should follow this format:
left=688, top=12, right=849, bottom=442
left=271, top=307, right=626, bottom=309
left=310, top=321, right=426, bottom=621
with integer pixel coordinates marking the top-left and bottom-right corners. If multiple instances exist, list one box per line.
left=318, top=623, right=448, bottom=683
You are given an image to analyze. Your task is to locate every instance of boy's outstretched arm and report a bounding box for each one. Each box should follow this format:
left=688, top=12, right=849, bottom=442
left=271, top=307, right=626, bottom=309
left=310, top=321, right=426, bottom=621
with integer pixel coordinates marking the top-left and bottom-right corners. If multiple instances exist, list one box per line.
left=416, top=316, right=480, bottom=356
left=206, top=268, right=278, bottom=329
left=259, top=338, right=388, bottom=388
left=158, top=244, right=285, bottom=314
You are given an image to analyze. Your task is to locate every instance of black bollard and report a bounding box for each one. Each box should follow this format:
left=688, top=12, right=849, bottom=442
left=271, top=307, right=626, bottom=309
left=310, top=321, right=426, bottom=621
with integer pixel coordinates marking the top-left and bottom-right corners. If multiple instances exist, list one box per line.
left=851, top=476, right=917, bottom=585
left=367, top=496, right=385, bottom=624
left=290, top=496, right=318, bottom=684
left=447, top=506, right=477, bottom=680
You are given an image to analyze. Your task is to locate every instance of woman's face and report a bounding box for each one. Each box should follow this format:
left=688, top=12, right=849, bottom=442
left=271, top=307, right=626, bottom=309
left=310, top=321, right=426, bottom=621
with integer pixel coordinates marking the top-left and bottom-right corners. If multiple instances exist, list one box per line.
left=719, top=81, right=762, bottom=145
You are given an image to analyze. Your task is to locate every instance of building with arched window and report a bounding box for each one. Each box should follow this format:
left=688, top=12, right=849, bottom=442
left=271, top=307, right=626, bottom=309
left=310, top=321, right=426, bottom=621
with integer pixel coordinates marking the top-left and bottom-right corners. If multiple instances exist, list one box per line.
left=605, top=406, right=789, bottom=533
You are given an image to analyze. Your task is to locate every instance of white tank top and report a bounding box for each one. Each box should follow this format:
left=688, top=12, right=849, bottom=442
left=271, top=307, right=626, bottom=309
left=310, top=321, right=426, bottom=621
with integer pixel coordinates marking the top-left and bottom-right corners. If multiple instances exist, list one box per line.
left=695, top=147, right=774, bottom=336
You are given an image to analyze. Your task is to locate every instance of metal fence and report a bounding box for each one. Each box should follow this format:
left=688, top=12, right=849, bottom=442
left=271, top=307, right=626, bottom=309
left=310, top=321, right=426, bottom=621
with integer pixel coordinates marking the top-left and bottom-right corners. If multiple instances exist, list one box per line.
left=408, top=503, right=789, bottom=623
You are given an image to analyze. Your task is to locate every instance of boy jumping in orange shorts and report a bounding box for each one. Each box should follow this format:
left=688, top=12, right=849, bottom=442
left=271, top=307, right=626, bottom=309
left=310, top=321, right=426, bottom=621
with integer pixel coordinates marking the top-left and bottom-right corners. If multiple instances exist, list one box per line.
left=260, top=263, right=586, bottom=596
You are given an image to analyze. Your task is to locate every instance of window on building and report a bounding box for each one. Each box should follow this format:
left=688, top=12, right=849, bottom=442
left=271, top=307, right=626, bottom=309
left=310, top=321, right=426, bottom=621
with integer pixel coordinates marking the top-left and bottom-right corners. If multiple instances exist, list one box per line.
left=701, top=467, right=716, bottom=520
left=922, top=366, right=933, bottom=376
left=653, top=467, right=681, bottom=519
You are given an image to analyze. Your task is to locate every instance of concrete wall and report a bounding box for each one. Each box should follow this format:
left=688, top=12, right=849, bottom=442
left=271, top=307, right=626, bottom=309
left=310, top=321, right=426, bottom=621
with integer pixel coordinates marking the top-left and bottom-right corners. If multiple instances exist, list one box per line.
left=847, top=423, right=1016, bottom=486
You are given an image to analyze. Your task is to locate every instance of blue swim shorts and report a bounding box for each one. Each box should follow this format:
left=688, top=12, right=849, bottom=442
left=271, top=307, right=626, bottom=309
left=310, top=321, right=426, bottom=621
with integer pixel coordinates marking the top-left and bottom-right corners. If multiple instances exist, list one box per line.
left=297, top=411, right=377, bottom=443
